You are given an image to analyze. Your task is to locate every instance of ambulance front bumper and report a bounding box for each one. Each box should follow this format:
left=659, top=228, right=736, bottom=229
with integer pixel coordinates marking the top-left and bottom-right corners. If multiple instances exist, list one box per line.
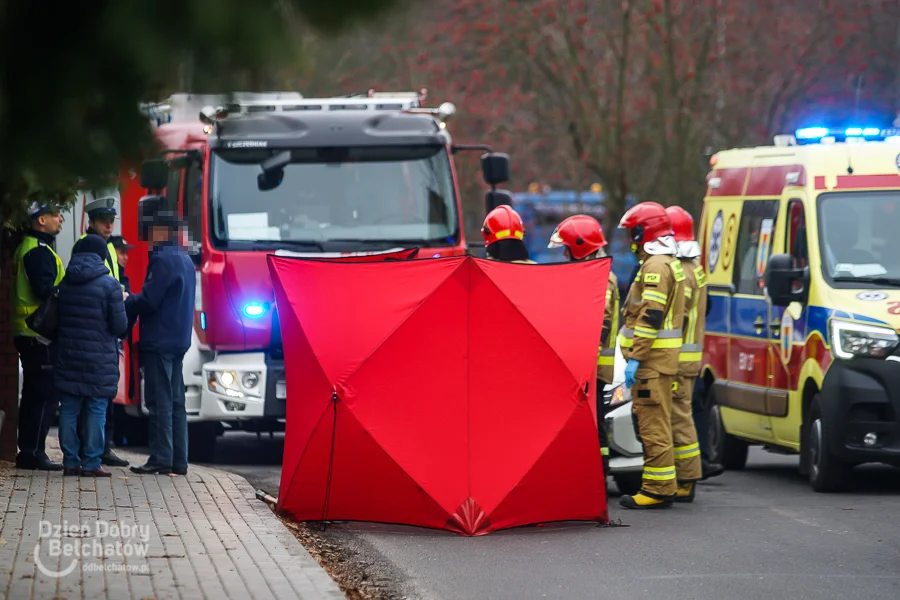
left=200, top=352, right=286, bottom=421
left=820, top=356, right=900, bottom=464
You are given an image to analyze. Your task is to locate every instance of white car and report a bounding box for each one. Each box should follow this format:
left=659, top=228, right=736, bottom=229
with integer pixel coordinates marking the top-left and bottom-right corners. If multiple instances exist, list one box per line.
left=601, top=337, right=644, bottom=496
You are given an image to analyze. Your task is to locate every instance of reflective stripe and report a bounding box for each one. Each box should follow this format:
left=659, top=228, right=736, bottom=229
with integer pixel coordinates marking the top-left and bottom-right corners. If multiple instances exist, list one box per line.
left=493, top=229, right=524, bottom=240
left=643, top=466, right=676, bottom=481
left=642, top=289, right=668, bottom=304
left=679, top=342, right=702, bottom=362
left=601, top=447, right=610, bottom=456
left=597, top=356, right=616, bottom=366
left=684, top=287, right=693, bottom=299
left=674, top=443, right=701, bottom=459
left=605, top=289, right=612, bottom=301
left=634, top=326, right=658, bottom=339
left=619, top=327, right=683, bottom=349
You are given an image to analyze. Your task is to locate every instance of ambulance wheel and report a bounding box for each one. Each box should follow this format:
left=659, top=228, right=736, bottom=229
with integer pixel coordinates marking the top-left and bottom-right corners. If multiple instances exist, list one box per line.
left=188, top=422, right=219, bottom=463
left=613, top=473, right=642, bottom=496
left=708, top=387, right=748, bottom=470
left=808, top=395, right=852, bottom=493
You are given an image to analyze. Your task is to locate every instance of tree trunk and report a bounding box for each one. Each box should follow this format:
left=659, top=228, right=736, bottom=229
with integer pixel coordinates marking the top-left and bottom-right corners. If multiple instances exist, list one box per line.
left=0, top=227, right=22, bottom=461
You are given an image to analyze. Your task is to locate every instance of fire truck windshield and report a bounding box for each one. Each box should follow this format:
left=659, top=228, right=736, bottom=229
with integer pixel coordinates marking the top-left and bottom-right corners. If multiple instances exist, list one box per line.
left=209, top=145, right=459, bottom=250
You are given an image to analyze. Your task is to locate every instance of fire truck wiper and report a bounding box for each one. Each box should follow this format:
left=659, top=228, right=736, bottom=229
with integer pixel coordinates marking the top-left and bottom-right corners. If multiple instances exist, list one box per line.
left=832, top=276, right=900, bottom=287
left=249, top=239, right=325, bottom=252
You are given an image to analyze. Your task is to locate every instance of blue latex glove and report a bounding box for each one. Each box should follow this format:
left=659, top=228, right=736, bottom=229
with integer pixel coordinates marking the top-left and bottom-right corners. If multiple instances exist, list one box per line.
left=625, top=359, right=640, bottom=388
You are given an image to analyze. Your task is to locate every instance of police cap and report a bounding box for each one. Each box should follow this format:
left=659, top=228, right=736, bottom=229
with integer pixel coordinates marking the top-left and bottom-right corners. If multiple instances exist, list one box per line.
left=85, top=196, right=118, bottom=219
left=109, top=235, right=135, bottom=251
left=27, top=201, right=60, bottom=220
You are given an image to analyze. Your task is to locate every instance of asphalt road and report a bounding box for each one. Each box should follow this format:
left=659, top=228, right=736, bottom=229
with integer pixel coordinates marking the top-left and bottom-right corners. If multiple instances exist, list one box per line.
left=208, top=431, right=900, bottom=600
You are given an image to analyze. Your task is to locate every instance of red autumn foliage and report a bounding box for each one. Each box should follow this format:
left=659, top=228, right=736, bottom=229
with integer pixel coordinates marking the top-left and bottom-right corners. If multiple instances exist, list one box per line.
left=287, top=0, right=900, bottom=232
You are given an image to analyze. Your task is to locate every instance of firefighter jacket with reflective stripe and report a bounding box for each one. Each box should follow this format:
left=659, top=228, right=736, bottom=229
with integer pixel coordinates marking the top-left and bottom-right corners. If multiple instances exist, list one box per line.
left=618, top=254, right=685, bottom=377
left=597, top=271, right=619, bottom=384
left=11, top=235, right=64, bottom=337
left=679, top=258, right=707, bottom=376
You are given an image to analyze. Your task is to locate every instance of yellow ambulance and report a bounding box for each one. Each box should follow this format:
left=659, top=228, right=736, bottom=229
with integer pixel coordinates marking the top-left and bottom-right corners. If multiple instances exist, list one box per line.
left=698, top=126, right=900, bottom=492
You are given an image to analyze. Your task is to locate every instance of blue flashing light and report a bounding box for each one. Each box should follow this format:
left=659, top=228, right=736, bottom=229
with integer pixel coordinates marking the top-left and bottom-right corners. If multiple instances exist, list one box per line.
left=796, top=127, right=829, bottom=140
left=794, top=126, right=900, bottom=145
left=200, top=312, right=207, bottom=330
left=243, top=302, right=266, bottom=318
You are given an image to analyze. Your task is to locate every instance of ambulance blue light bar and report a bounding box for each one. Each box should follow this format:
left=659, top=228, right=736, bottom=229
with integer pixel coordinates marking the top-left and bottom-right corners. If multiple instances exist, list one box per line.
left=795, top=126, right=900, bottom=144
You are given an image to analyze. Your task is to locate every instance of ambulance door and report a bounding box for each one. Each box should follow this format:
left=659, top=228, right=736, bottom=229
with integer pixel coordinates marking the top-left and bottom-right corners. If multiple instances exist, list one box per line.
left=767, top=196, right=809, bottom=446
left=726, top=198, right=779, bottom=441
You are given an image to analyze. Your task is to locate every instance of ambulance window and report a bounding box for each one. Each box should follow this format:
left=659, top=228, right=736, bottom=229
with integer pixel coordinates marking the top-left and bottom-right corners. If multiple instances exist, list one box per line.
left=733, top=199, right=779, bottom=295
left=786, top=200, right=808, bottom=269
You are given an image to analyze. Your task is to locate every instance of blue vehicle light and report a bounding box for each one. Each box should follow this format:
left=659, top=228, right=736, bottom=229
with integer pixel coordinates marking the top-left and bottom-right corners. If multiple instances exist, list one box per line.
left=243, top=303, right=266, bottom=317
left=795, top=126, right=896, bottom=144
left=200, top=312, right=207, bottom=330
left=796, top=127, right=829, bottom=140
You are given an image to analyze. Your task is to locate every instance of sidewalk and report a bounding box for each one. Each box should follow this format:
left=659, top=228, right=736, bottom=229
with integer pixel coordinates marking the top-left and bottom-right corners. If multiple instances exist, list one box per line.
left=0, top=439, right=345, bottom=600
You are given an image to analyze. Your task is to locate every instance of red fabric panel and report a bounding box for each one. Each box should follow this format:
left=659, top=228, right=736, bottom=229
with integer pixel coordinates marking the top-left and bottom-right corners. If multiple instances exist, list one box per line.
left=269, top=255, right=611, bottom=535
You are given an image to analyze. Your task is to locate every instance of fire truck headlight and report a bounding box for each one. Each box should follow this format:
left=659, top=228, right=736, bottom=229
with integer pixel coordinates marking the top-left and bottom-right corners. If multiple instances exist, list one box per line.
left=206, top=369, right=262, bottom=399
left=241, top=372, right=260, bottom=389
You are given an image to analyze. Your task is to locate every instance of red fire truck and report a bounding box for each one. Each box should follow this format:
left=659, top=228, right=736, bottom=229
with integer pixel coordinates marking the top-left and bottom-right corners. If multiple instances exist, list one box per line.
left=115, top=90, right=510, bottom=460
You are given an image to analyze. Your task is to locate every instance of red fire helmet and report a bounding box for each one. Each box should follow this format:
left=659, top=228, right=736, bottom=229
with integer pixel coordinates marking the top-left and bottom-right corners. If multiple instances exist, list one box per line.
left=618, top=202, right=674, bottom=245
left=547, top=215, right=607, bottom=260
left=665, top=206, right=695, bottom=242
left=482, top=205, right=525, bottom=246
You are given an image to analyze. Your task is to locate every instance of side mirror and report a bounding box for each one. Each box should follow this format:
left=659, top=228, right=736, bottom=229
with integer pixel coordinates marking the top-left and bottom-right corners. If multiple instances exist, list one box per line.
left=481, top=153, right=510, bottom=186
left=765, top=253, right=808, bottom=306
left=485, top=189, right=514, bottom=213
left=140, top=159, right=169, bottom=191
left=258, top=168, right=284, bottom=192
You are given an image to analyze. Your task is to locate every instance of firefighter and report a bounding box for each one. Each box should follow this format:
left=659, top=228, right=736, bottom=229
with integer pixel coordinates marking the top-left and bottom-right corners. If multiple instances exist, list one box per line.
left=617, top=202, right=685, bottom=509
left=11, top=201, right=65, bottom=471
left=547, top=214, right=618, bottom=476
left=665, top=205, right=709, bottom=501
left=73, top=196, right=129, bottom=468
left=481, top=205, right=536, bottom=264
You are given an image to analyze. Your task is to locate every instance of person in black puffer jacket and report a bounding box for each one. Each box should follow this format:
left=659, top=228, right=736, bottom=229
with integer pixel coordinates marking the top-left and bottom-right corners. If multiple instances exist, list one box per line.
left=55, top=234, right=128, bottom=477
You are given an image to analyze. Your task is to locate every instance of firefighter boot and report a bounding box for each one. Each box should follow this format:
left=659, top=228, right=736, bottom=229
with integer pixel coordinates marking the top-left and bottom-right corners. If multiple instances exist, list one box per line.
left=619, top=492, right=673, bottom=509
left=675, top=481, right=695, bottom=503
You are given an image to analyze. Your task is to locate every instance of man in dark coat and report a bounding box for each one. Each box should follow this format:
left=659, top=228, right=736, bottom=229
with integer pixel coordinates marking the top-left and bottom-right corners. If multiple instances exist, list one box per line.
left=127, top=215, right=196, bottom=476
left=55, top=234, right=129, bottom=477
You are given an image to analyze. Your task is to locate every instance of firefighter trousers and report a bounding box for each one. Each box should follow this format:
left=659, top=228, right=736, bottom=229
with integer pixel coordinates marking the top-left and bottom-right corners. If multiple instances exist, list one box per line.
left=672, top=374, right=702, bottom=482
left=630, top=374, right=677, bottom=498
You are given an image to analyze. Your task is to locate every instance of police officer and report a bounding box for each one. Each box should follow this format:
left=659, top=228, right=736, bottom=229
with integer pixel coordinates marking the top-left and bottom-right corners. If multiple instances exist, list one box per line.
left=109, top=235, right=134, bottom=293
left=481, top=206, right=537, bottom=264
left=11, top=201, right=65, bottom=470
left=665, top=206, right=707, bottom=501
left=617, top=202, right=685, bottom=509
left=547, top=214, right=618, bottom=476
left=73, top=197, right=129, bottom=468
left=73, top=197, right=122, bottom=286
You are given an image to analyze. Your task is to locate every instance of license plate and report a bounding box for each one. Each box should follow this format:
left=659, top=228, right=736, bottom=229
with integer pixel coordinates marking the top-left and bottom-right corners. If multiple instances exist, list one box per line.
left=276, top=380, right=287, bottom=400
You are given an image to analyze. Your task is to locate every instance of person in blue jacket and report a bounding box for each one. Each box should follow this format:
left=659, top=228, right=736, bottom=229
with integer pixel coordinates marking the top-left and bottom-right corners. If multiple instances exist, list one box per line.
left=126, top=214, right=196, bottom=476
left=55, top=234, right=129, bottom=477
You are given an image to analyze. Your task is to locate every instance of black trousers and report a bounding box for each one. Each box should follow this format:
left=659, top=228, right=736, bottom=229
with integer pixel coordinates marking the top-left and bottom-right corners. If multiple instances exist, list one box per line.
left=14, top=336, right=59, bottom=461
left=691, top=376, right=710, bottom=459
